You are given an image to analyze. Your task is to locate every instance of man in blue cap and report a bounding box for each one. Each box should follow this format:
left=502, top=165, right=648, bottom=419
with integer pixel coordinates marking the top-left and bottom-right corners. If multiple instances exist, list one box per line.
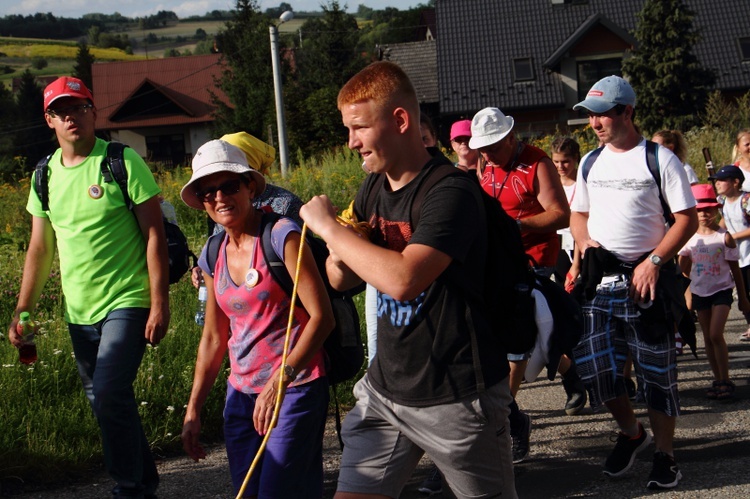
left=569, top=75, right=697, bottom=490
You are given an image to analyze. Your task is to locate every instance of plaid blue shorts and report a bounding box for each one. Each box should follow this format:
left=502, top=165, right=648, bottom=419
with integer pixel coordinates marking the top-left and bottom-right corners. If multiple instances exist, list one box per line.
left=572, top=280, right=680, bottom=416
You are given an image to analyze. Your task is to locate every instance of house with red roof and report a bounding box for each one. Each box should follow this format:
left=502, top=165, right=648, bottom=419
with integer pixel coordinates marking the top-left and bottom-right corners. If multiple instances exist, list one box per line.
left=91, top=53, right=229, bottom=166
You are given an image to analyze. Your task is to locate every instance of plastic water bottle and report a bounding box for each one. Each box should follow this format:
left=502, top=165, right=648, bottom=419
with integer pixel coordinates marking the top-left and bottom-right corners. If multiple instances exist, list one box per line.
left=195, top=276, right=207, bottom=326
left=17, top=312, right=37, bottom=365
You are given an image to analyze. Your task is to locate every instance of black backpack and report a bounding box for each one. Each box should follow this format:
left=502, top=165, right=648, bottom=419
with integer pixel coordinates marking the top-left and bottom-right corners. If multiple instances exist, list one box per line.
left=34, top=141, right=196, bottom=285
left=204, top=211, right=365, bottom=385
left=364, top=160, right=539, bottom=356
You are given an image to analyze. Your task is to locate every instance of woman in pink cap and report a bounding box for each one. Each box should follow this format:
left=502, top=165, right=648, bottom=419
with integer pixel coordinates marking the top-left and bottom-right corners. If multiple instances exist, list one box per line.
left=678, top=183, right=750, bottom=401
left=449, top=119, right=479, bottom=176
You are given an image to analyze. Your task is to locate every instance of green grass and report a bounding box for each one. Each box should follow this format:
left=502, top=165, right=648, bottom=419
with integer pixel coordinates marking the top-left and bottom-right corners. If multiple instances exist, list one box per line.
left=0, top=149, right=366, bottom=486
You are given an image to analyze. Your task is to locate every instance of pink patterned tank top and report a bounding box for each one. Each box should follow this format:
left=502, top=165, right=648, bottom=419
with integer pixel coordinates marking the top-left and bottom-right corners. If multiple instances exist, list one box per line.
left=213, top=218, right=326, bottom=393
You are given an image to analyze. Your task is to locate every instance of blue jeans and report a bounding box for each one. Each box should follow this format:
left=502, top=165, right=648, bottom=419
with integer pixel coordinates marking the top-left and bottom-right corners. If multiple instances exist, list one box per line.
left=69, top=308, right=158, bottom=498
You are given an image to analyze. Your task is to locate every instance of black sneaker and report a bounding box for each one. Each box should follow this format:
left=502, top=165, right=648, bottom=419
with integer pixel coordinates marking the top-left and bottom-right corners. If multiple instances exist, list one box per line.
left=417, top=465, right=443, bottom=495
left=603, top=423, right=652, bottom=477
left=562, top=373, right=587, bottom=416
left=646, top=451, right=682, bottom=489
left=511, top=411, right=532, bottom=463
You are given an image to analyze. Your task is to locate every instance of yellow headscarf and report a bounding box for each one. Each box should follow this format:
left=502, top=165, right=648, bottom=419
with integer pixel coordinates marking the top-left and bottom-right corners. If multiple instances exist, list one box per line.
left=220, top=132, right=276, bottom=175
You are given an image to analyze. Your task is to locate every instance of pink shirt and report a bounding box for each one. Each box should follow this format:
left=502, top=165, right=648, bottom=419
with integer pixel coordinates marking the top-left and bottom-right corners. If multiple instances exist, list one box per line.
left=212, top=218, right=326, bottom=393
left=679, top=229, right=739, bottom=297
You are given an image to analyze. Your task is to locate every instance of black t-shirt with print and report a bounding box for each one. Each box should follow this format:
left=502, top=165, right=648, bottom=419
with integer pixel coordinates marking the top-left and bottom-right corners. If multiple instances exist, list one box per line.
left=354, top=158, right=508, bottom=407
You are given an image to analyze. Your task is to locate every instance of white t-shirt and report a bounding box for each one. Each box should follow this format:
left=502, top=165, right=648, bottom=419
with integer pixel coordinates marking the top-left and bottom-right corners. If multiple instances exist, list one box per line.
left=721, top=196, right=750, bottom=267
left=683, top=163, right=699, bottom=185
left=571, top=139, right=696, bottom=262
left=678, top=230, right=739, bottom=296
left=557, top=182, right=576, bottom=252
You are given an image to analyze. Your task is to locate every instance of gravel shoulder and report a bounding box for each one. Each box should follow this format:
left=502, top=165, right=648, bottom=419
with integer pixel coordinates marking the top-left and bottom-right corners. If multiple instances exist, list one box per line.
left=10, top=310, right=750, bottom=498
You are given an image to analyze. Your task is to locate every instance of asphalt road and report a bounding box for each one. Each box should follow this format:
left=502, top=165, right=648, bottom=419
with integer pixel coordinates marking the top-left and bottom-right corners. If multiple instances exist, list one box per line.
left=12, top=307, right=750, bottom=498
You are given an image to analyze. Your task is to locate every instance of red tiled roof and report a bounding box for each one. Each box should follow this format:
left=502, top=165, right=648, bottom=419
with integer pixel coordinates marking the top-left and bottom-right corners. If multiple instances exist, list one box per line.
left=91, top=54, right=230, bottom=131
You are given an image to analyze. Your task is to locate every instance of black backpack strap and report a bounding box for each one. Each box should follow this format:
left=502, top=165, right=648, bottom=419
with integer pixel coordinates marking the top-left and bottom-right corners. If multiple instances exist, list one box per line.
left=645, top=140, right=673, bottom=226
left=205, top=229, right=227, bottom=278
left=34, top=154, right=53, bottom=212
left=101, top=141, right=132, bottom=210
left=580, top=146, right=604, bottom=183
left=259, top=212, right=293, bottom=296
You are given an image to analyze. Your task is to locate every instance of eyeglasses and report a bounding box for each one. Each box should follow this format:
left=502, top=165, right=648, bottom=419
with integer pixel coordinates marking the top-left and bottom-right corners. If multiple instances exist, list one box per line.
left=196, top=178, right=245, bottom=203
left=452, top=136, right=470, bottom=144
left=46, top=104, right=94, bottom=119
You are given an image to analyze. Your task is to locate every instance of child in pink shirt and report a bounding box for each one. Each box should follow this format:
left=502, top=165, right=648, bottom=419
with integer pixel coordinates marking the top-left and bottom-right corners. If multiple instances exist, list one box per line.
left=678, top=184, right=750, bottom=401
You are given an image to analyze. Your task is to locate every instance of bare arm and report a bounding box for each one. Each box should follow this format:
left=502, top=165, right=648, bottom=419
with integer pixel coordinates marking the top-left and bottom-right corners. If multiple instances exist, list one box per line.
left=133, top=196, right=170, bottom=345
left=630, top=207, right=699, bottom=302
left=253, top=232, right=336, bottom=435
left=8, top=216, right=55, bottom=347
left=519, top=157, right=570, bottom=233
left=301, top=195, right=451, bottom=301
left=181, top=271, right=230, bottom=462
left=726, top=232, right=750, bottom=312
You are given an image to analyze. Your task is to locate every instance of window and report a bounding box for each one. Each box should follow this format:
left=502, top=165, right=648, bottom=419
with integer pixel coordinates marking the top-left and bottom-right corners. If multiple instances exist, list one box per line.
left=740, top=37, right=750, bottom=61
left=576, top=58, right=622, bottom=102
left=513, top=58, right=535, bottom=82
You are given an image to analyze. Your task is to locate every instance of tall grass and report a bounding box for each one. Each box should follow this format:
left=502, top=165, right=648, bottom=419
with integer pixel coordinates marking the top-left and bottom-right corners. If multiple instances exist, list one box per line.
left=0, top=148, right=365, bottom=487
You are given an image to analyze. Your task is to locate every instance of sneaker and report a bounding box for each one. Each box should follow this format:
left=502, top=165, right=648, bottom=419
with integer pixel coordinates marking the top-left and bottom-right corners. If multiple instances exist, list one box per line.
left=562, top=375, right=587, bottom=416
left=603, top=423, right=652, bottom=477
left=511, top=411, right=532, bottom=463
left=417, top=465, right=442, bottom=495
left=646, top=451, right=682, bottom=489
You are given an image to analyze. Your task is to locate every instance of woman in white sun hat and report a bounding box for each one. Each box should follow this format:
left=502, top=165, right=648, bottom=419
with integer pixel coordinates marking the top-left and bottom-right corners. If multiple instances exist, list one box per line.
left=179, top=139, right=334, bottom=498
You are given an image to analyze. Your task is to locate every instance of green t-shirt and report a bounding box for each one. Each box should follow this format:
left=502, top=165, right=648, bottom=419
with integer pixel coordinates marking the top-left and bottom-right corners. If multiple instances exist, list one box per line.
left=27, top=138, right=161, bottom=324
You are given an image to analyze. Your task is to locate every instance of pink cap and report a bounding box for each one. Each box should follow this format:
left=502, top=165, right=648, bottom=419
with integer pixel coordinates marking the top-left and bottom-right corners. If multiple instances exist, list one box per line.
left=450, top=119, right=472, bottom=141
left=691, top=183, right=720, bottom=209
left=43, top=77, right=94, bottom=110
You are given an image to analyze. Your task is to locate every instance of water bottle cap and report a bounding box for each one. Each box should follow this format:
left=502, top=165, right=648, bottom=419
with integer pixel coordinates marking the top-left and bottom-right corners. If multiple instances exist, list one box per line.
left=19, top=311, right=30, bottom=321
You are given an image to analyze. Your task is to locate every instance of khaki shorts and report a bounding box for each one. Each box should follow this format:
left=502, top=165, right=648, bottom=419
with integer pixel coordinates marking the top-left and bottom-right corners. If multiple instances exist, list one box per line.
left=336, top=374, right=517, bottom=499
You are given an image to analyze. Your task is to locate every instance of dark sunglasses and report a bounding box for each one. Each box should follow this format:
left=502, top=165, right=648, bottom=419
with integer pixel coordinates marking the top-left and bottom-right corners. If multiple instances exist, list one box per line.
left=46, top=104, right=94, bottom=119
left=196, top=178, right=245, bottom=203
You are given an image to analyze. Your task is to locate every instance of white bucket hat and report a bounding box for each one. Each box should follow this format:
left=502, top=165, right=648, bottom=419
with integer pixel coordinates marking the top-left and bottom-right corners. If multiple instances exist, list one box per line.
left=468, top=107, right=515, bottom=149
left=181, top=140, right=267, bottom=210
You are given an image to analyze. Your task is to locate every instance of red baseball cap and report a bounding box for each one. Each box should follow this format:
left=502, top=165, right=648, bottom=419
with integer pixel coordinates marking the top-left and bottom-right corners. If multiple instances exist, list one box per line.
left=43, top=77, right=94, bottom=111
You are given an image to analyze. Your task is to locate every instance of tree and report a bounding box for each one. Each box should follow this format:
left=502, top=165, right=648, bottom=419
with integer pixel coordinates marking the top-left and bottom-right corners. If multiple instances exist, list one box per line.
left=73, top=40, right=95, bottom=90
left=286, top=1, right=366, bottom=154
left=212, top=0, right=276, bottom=140
left=622, top=0, right=715, bottom=133
left=14, top=70, right=55, bottom=173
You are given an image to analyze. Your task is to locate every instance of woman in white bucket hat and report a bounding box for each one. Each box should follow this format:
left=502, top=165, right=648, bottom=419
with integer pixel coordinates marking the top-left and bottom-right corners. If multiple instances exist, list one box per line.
left=180, top=139, right=334, bottom=497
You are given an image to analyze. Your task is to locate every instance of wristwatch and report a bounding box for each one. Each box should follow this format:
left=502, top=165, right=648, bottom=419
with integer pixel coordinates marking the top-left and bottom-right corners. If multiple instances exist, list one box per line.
left=283, top=364, right=298, bottom=382
left=648, top=254, right=664, bottom=266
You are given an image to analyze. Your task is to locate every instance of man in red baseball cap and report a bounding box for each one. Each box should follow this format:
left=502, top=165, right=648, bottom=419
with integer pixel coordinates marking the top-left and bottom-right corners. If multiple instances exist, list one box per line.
left=43, top=76, right=94, bottom=110
left=8, top=75, right=170, bottom=498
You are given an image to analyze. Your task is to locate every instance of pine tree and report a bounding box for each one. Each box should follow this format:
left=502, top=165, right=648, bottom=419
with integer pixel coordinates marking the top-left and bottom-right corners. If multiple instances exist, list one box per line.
left=73, top=40, right=96, bottom=90
left=211, top=0, right=275, bottom=141
left=622, top=0, right=715, bottom=133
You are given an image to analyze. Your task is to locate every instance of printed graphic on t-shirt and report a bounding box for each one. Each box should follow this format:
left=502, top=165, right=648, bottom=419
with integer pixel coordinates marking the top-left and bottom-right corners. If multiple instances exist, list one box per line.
left=377, top=291, right=425, bottom=327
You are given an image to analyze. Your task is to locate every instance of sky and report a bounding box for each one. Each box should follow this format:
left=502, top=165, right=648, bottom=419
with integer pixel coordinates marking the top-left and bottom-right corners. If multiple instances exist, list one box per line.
left=0, top=1, right=425, bottom=19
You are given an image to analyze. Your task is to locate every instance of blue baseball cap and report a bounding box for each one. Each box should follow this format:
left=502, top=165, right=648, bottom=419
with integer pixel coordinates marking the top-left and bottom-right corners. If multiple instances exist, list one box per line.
left=573, top=75, right=636, bottom=113
left=709, top=164, right=745, bottom=182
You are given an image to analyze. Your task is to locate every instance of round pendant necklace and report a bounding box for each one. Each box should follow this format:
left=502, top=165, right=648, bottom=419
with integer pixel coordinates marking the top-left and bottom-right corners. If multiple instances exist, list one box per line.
left=244, top=235, right=260, bottom=288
